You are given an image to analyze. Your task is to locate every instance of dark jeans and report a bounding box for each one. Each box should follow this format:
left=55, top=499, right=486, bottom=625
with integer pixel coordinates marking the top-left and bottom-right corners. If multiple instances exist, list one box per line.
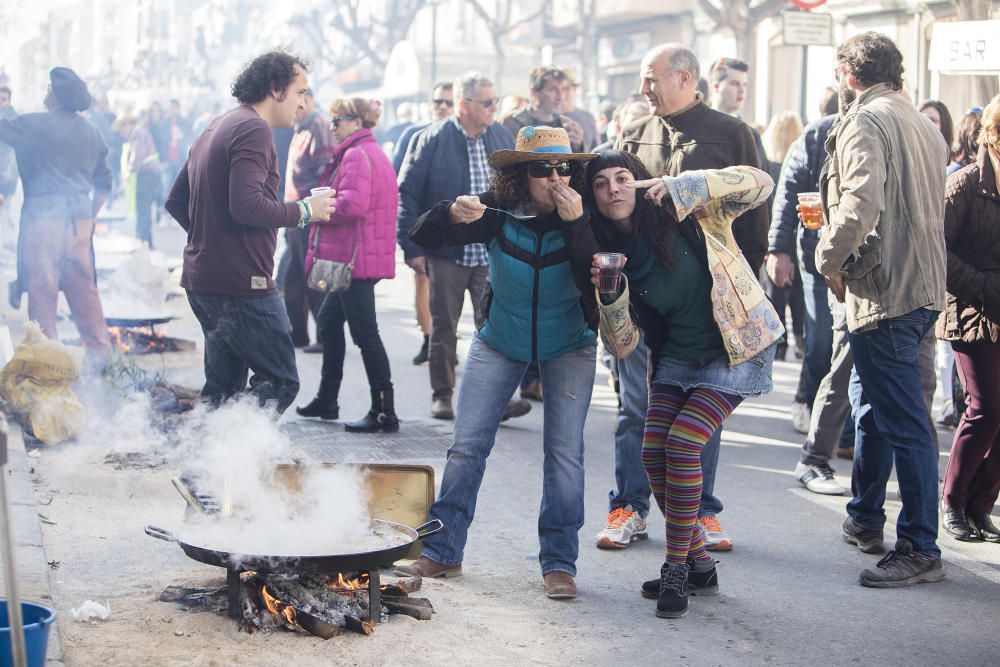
left=847, top=307, right=940, bottom=556
left=317, top=279, right=392, bottom=397
left=798, top=268, right=833, bottom=406
left=186, top=290, right=300, bottom=414
left=521, top=361, right=540, bottom=390
left=942, top=341, right=1000, bottom=516
left=136, top=170, right=160, bottom=248
left=282, top=226, right=325, bottom=346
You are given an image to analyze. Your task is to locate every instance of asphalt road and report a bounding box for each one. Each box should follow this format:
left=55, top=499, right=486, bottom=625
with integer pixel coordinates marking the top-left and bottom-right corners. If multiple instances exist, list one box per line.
left=22, top=216, right=1000, bottom=666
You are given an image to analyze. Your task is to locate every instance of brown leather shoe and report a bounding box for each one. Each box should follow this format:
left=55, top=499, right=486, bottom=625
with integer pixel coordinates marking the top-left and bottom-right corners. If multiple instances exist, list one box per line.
left=543, top=571, right=577, bottom=599
left=394, top=556, right=462, bottom=578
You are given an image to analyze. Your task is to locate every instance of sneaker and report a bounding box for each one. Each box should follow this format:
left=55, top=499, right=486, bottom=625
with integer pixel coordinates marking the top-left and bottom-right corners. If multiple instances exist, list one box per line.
left=936, top=399, right=956, bottom=427
left=841, top=516, right=885, bottom=554
left=791, top=402, right=810, bottom=434
left=596, top=506, right=648, bottom=549
left=642, top=558, right=719, bottom=598
left=858, top=539, right=945, bottom=588
left=655, top=562, right=690, bottom=618
left=501, top=398, right=531, bottom=422
left=794, top=461, right=846, bottom=495
left=700, top=516, right=732, bottom=552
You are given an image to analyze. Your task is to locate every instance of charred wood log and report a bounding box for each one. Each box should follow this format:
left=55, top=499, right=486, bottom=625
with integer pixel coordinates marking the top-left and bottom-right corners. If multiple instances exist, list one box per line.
left=344, top=614, right=375, bottom=635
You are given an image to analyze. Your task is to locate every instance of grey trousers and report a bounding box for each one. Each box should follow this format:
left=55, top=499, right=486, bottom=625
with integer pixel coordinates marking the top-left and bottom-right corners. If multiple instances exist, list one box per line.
left=801, top=296, right=937, bottom=465
left=426, top=256, right=488, bottom=401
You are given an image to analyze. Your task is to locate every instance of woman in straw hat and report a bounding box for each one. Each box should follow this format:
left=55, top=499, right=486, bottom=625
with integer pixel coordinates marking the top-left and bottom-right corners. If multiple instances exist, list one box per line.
left=584, top=150, right=777, bottom=618
left=397, top=126, right=598, bottom=600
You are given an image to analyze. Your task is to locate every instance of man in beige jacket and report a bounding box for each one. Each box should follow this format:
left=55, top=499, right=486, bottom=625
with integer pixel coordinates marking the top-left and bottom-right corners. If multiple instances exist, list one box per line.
left=816, top=32, right=948, bottom=588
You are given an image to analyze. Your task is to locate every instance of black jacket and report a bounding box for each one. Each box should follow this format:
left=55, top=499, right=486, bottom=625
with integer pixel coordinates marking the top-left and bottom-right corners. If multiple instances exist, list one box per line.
left=768, top=114, right=837, bottom=276
left=396, top=118, right=514, bottom=261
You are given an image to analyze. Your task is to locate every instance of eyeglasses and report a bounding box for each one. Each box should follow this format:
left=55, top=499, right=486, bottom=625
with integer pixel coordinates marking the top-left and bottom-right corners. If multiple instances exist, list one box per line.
left=526, top=161, right=572, bottom=178
left=464, top=97, right=498, bottom=109
left=331, top=114, right=358, bottom=127
left=833, top=63, right=847, bottom=83
left=432, top=98, right=454, bottom=107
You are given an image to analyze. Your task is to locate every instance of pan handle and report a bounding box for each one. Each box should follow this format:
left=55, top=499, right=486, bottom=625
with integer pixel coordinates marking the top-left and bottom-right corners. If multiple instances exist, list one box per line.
left=144, top=524, right=179, bottom=543
left=414, top=519, right=444, bottom=539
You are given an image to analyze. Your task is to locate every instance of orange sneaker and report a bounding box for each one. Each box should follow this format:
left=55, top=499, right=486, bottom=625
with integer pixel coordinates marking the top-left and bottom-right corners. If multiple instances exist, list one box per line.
left=596, top=506, right=648, bottom=549
left=700, top=516, right=732, bottom=552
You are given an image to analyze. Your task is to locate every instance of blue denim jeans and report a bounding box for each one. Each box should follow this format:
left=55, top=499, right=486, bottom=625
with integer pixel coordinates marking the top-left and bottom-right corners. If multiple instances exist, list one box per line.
left=609, top=333, right=652, bottom=517
left=798, top=268, right=833, bottom=406
left=186, top=291, right=300, bottom=414
left=847, top=307, right=940, bottom=557
left=421, top=334, right=596, bottom=575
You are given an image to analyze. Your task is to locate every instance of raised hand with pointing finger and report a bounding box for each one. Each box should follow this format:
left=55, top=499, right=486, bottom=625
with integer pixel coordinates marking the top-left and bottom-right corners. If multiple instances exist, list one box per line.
left=628, top=177, right=670, bottom=207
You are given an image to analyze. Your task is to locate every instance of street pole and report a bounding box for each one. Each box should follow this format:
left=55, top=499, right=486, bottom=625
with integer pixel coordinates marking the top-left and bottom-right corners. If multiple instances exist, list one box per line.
left=0, top=417, right=28, bottom=667
left=430, top=2, right=438, bottom=88
left=799, top=45, right=809, bottom=122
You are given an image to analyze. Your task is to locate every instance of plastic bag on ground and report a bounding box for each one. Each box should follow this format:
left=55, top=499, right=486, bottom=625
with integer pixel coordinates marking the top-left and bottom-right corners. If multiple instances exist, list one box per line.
left=0, top=321, right=85, bottom=443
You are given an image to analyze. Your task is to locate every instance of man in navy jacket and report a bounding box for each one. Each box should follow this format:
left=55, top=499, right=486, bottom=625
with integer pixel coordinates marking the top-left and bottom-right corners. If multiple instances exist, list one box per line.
left=396, top=71, right=525, bottom=421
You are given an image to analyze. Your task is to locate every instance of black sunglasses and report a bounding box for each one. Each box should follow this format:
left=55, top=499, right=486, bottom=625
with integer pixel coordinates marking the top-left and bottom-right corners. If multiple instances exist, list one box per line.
left=432, top=98, right=454, bottom=107
left=464, top=97, right=498, bottom=109
left=526, top=161, right=572, bottom=178
left=331, top=114, right=358, bottom=127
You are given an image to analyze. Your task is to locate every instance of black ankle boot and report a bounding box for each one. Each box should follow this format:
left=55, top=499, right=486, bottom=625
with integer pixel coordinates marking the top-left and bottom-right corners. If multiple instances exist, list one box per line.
left=642, top=558, right=718, bottom=598
left=346, top=388, right=400, bottom=433
left=655, top=562, right=690, bottom=618
left=412, top=335, right=429, bottom=365
left=295, top=380, right=339, bottom=420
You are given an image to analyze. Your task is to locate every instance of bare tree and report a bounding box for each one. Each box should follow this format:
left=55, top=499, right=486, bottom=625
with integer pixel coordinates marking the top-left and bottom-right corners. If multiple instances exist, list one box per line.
left=696, top=0, right=787, bottom=120
left=290, top=1, right=427, bottom=90
left=952, top=0, right=999, bottom=106
left=464, top=0, right=548, bottom=85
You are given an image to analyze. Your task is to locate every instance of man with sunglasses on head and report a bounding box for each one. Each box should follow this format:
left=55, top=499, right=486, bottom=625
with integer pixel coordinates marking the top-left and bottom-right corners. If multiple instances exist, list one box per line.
left=398, top=71, right=531, bottom=422
left=503, top=66, right=586, bottom=153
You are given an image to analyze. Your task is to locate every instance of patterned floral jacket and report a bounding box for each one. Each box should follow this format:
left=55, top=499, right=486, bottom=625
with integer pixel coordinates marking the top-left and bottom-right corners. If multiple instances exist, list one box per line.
left=599, top=165, right=781, bottom=366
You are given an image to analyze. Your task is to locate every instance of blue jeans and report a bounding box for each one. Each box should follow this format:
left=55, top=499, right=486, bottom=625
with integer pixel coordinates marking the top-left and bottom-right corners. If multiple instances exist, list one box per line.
left=846, top=308, right=940, bottom=557
left=700, top=429, right=724, bottom=517
left=609, top=333, right=652, bottom=517
left=798, top=268, right=833, bottom=406
left=421, top=334, right=596, bottom=576
left=186, top=290, right=300, bottom=414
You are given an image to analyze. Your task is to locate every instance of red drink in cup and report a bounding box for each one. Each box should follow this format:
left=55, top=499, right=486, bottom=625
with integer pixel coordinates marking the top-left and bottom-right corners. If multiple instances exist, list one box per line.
left=596, top=252, right=627, bottom=296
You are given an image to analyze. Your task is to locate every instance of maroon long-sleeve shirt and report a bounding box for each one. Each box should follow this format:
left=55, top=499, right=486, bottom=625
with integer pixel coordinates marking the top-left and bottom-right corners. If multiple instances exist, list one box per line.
left=166, top=105, right=299, bottom=297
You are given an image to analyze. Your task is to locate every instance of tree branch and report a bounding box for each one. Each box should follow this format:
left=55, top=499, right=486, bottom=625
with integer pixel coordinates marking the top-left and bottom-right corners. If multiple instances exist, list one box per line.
left=697, top=0, right=724, bottom=25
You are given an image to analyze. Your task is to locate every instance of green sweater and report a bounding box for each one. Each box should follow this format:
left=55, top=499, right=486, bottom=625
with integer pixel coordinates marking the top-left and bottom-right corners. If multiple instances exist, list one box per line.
left=621, top=233, right=726, bottom=361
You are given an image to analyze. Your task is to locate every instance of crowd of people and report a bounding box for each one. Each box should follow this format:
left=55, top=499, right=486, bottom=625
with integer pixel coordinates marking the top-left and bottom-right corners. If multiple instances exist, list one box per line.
left=3, top=29, right=1000, bottom=620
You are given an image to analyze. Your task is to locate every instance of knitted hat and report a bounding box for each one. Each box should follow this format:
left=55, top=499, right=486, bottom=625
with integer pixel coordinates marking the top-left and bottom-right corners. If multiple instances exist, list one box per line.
left=49, top=67, right=92, bottom=112
left=488, top=126, right=596, bottom=169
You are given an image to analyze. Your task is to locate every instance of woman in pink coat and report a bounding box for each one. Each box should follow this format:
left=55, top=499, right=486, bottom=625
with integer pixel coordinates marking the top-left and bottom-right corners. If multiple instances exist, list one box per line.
left=296, top=98, right=399, bottom=432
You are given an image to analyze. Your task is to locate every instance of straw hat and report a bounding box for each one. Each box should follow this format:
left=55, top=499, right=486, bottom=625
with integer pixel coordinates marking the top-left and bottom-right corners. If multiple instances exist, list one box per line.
left=489, top=126, right=597, bottom=169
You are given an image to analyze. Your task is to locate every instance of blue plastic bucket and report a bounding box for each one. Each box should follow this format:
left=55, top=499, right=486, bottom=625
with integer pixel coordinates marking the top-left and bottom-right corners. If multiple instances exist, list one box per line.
left=0, top=600, right=55, bottom=667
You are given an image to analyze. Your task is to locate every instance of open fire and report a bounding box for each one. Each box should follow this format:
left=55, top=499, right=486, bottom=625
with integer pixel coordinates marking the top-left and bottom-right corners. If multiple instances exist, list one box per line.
left=107, top=325, right=195, bottom=355
left=161, top=571, right=431, bottom=639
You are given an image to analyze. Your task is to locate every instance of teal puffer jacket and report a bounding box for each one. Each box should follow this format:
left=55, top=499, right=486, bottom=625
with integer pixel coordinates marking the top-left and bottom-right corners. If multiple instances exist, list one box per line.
left=410, top=194, right=599, bottom=362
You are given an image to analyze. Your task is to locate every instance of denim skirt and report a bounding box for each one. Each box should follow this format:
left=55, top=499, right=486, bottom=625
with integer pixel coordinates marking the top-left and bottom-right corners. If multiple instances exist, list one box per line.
left=651, top=343, right=775, bottom=398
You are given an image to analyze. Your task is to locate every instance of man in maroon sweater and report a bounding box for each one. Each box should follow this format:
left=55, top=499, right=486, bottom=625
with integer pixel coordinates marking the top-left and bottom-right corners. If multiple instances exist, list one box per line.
left=166, top=51, right=335, bottom=414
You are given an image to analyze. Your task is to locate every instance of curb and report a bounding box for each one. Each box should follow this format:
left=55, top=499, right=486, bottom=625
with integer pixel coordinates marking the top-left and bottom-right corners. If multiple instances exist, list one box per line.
left=2, top=424, right=64, bottom=666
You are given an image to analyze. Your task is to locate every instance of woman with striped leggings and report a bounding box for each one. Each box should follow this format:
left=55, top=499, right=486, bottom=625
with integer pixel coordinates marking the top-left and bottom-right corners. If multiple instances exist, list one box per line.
left=586, top=151, right=778, bottom=618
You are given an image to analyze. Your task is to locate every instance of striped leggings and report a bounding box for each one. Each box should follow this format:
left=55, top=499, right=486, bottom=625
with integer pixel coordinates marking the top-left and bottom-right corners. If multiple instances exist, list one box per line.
left=642, top=383, right=742, bottom=565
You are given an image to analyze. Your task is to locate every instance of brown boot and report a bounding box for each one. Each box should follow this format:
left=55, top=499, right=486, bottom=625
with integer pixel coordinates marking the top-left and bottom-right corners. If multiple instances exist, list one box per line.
left=543, top=571, right=577, bottom=599
left=394, top=556, right=462, bottom=578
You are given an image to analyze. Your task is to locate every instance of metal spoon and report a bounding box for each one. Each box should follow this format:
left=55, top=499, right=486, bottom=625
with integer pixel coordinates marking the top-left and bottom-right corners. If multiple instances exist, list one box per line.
left=483, top=205, right=538, bottom=220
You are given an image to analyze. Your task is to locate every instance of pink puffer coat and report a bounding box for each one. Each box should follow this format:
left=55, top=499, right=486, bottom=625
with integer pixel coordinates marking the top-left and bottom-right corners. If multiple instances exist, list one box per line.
left=305, top=128, right=398, bottom=280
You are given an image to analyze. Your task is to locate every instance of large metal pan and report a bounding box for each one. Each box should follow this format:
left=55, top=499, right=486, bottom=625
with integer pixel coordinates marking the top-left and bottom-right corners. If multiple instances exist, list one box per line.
left=144, top=519, right=442, bottom=574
